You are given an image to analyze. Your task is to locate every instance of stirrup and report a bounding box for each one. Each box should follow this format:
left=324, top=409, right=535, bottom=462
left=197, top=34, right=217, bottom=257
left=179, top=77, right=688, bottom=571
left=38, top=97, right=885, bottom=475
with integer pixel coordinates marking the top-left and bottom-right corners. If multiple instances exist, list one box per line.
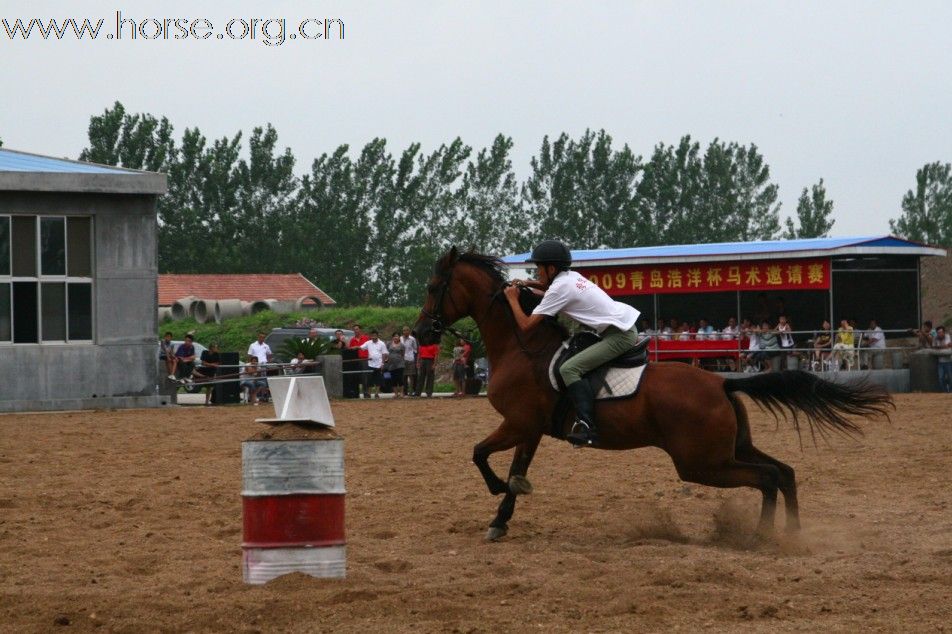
left=567, top=420, right=598, bottom=447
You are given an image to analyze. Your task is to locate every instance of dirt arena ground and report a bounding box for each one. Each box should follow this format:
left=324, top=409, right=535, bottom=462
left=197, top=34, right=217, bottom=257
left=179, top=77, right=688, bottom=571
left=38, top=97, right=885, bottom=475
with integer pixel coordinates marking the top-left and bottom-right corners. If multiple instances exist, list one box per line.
left=1, top=393, right=950, bottom=633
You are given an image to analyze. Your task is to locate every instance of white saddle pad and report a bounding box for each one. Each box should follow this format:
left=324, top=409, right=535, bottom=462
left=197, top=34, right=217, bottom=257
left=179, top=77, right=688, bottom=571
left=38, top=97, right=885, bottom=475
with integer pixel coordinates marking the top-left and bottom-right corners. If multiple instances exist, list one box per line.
left=548, top=342, right=647, bottom=400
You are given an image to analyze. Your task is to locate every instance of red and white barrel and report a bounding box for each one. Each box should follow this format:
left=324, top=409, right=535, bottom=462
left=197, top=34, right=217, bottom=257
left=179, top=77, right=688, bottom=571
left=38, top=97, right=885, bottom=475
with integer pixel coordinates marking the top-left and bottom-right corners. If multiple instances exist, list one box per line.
left=241, top=437, right=346, bottom=584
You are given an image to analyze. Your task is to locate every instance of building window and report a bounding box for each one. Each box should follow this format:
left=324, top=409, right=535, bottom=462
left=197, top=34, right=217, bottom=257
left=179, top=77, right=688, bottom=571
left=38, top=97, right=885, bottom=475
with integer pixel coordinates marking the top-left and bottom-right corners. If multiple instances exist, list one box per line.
left=0, top=215, right=94, bottom=344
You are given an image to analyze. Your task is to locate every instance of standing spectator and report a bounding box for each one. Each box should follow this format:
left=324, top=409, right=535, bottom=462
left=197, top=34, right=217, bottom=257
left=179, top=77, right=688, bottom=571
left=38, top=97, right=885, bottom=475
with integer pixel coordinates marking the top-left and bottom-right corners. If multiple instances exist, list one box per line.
left=759, top=320, right=780, bottom=371
left=240, top=357, right=267, bottom=405
left=348, top=324, right=371, bottom=398
left=248, top=332, right=273, bottom=364
left=911, top=320, right=935, bottom=348
left=401, top=326, right=419, bottom=396
left=933, top=325, right=952, bottom=392
left=359, top=330, right=389, bottom=399
left=777, top=315, right=796, bottom=359
left=330, top=329, right=348, bottom=351
left=194, top=341, right=221, bottom=406
left=832, top=319, right=855, bottom=370
left=862, top=319, right=886, bottom=369
left=452, top=338, right=469, bottom=397
left=160, top=331, right=177, bottom=380
left=174, top=334, right=197, bottom=383
left=387, top=333, right=406, bottom=398
left=743, top=322, right=763, bottom=372
left=418, top=341, right=440, bottom=398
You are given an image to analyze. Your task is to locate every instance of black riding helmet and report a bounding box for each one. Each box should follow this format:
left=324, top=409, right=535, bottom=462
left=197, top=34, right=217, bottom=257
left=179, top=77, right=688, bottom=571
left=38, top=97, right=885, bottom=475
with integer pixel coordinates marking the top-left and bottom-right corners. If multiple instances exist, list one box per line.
left=527, top=239, right=572, bottom=270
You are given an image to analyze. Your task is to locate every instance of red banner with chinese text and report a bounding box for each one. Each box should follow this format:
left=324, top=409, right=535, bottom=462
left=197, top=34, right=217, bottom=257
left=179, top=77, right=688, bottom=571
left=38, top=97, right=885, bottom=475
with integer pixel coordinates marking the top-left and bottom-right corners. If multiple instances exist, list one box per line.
left=576, top=258, right=830, bottom=296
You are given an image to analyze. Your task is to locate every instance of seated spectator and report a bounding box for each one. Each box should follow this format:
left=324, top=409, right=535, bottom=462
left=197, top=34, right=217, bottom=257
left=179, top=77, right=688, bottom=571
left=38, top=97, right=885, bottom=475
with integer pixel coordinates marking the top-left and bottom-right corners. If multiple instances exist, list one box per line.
left=696, top=318, right=714, bottom=341
left=160, top=331, right=177, bottom=380
left=287, top=351, right=309, bottom=375
left=174, top=334, right=197, bottom=383
left=240, top=357, right=268, bottom=405
left=812, top=320, right=833, bottom=370
left=861, top=319, right=886, bottom=369
left=721, top=317, right=739, bottom=340
left=193, top=341, right=221, bottom=406
left=832, top=319, right=855, bottom=370
left=677, top=321, right=693, bottom=341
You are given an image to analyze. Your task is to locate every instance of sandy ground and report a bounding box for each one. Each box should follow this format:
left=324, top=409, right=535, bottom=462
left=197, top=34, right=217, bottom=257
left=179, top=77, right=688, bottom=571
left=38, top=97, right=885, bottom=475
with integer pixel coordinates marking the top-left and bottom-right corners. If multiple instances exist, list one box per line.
left=1, top=394, right=951, bottom=633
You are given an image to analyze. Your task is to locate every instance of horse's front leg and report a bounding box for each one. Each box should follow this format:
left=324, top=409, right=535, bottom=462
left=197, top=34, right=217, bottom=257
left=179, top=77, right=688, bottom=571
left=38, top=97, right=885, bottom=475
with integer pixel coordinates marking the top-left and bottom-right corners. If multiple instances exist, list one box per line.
left=472, top=423, right=526, bottom=496
left=487, top=433, right=542, bottom=541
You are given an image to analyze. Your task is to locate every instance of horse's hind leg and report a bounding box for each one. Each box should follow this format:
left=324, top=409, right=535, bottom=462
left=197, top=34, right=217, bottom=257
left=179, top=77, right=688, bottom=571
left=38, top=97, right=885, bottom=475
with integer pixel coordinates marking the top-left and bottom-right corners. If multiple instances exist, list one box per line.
left=487, top=434, right=542, bottom=541
left=729, top=394, right=800, bottom=532
left=736, top=445, right=800, bottom=532
left=678, top=460, right=781, bottom=535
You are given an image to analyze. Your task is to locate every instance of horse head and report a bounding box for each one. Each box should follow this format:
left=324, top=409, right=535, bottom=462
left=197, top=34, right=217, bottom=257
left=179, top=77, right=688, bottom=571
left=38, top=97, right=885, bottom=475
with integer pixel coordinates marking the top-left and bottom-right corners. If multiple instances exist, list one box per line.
left=413, top=246, right=507, bottom=345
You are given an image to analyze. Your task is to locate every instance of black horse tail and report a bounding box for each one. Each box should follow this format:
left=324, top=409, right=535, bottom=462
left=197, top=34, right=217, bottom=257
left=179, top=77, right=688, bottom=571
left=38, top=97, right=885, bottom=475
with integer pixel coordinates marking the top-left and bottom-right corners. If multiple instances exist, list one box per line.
left=723, top=370, right=893, bottom=445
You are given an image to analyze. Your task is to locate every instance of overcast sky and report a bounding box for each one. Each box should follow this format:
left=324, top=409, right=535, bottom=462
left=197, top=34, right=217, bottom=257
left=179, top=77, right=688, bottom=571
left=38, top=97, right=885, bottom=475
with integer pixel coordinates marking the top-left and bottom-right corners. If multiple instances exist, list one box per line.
left=2, top=0, right=950, bottom=238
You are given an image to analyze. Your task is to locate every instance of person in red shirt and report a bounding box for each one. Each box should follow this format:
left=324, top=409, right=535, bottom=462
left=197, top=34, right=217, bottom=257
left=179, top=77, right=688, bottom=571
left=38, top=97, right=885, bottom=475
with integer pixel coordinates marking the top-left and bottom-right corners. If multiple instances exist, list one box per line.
left=348, top=324, right=371, bottom=398
left=417, top=341, right=440, bottom=397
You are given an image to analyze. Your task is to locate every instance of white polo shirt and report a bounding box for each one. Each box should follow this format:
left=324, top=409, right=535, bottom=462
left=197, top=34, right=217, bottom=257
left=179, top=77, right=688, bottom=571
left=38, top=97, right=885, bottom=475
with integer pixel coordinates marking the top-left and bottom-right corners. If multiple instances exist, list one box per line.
left=360, top=339, right=390, bottom=369
left=532, top=270, right=639, bottom=334
left=248, top=341, right=272, bottom=364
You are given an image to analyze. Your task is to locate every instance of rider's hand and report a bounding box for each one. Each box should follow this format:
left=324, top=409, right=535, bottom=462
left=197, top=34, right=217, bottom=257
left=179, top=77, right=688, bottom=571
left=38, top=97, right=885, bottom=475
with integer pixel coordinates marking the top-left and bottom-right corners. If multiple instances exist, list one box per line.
left=504, top=285, right=521, bottom=300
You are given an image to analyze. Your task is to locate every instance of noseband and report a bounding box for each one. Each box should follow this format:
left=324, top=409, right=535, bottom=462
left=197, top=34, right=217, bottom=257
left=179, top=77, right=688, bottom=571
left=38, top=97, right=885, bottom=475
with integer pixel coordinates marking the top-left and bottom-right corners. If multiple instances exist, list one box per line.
left=421, top=266, right=468, bottom=340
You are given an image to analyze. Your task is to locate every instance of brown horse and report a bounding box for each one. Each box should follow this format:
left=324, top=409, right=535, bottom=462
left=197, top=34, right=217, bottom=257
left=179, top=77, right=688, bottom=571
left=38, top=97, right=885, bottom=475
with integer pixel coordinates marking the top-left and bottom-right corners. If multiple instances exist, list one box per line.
left=413, top=248, right=893, bottom=541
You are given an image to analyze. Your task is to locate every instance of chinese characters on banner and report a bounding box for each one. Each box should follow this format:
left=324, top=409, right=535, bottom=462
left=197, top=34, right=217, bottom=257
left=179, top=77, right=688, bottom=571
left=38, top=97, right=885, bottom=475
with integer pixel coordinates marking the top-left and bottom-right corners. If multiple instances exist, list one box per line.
left=578, top=258, right=831, bottom=296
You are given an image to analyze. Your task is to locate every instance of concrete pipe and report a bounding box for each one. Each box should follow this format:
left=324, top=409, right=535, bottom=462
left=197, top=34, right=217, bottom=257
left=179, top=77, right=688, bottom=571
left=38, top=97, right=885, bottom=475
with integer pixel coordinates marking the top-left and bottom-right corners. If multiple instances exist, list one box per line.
left=158, top=307, right=173, bottom=323
left=215, top=299, right=245, bottom=324
left=271, top=300, right=296, bottom=315
left=171, top=295, right=199, bottom=321
left=241, top=301, right=253, bottom=316
left=193, top=299, right=217, bottom=324
left=295, top=295, right=324, bottom=311
left=249, top=299, right=276, bottom=315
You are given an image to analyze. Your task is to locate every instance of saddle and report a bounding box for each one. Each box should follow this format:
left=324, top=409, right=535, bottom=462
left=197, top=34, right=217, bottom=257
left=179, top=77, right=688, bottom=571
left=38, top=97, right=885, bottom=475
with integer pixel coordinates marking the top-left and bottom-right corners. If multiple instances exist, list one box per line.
left=549, top=331, right=649, bottom=393
left=547, top=331, right=650, bottom=440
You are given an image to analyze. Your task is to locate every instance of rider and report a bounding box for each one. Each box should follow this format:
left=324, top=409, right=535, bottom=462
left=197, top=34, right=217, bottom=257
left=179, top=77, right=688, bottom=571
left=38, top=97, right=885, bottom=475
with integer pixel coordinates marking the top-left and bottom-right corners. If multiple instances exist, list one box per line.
left=504, top=239, right=640, bottom=447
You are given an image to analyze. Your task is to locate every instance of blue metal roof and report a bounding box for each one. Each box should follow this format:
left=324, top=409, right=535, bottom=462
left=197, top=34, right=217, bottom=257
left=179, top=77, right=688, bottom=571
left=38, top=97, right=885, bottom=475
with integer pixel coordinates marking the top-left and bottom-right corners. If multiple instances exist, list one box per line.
left=0, top=148, right=131, bottom=174
left=503, top=236, right=945, bottom=265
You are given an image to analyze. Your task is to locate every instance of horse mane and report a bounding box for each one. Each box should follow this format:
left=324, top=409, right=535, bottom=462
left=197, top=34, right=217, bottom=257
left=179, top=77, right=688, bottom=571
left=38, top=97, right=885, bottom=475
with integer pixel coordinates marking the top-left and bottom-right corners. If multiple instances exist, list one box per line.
left=440, top=248, right=569, bottom=340
left=455, top=250, right=509, bottom=285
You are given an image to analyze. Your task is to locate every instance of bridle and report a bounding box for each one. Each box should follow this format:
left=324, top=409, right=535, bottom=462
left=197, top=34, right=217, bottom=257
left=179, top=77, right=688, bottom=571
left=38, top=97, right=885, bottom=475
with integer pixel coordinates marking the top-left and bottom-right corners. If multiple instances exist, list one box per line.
left=420, top=264, right=469, bottom=341
left=423, top=258, right=557, bottom=357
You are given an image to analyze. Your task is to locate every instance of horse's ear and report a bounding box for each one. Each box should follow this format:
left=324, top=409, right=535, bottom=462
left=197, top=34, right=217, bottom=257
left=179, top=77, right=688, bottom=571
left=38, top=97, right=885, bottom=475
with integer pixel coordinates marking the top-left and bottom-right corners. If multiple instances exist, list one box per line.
left=449, top=246, right=459, bottom=262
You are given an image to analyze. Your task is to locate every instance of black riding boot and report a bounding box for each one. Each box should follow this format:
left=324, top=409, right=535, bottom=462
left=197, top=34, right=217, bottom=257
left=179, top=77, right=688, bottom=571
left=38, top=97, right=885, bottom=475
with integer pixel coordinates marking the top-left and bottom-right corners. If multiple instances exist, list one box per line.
left=566, top=380, right=598, bottom=447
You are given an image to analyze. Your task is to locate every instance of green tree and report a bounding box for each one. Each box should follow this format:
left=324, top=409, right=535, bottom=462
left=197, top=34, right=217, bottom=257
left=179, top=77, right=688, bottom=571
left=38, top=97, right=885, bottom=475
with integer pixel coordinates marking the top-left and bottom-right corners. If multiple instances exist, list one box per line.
left=523, top=130, right=642, bottom=249
left=784, top=179, right=835, bottom=239
left=890, top=162, right=952, bottom=247
left=79, top=101, right=174, bottom=172
left=454, top=135, right=530, bottom=255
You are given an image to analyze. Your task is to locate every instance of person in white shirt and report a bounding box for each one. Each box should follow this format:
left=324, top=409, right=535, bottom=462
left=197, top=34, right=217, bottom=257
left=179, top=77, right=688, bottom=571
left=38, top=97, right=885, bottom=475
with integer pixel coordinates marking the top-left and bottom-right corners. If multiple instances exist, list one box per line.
left=401, top=325, right=419, bottom=397
left=505, top=239, right=639, bottom=447
left=247, top=332, right=273, bottom=365
left=696, top=318, right=714, bottom=341
left=359, top=330, right=390, bottom=399
left=721, top=317, right=739, bottom=340
left=861, top=319, right=887, bottom=369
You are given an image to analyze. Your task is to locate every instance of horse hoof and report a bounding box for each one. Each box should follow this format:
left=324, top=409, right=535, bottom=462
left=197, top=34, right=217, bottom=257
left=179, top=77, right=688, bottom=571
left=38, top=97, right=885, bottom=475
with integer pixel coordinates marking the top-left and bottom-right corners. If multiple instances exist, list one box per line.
left=486, top=526, right=507, bottom=542
left=508, top=475, right=533, bottom=495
